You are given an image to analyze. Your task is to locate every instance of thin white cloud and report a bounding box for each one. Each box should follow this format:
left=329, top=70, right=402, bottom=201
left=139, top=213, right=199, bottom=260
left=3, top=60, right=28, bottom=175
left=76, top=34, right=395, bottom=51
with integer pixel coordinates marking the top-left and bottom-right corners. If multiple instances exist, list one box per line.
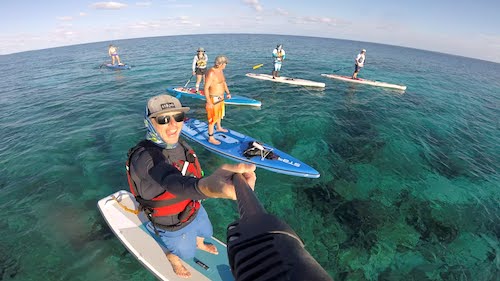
left=165, top=4, right=193, bottom=8
left=128, top=16, right=203, bottom=31
left=291, top=16, right=348, bottom=26
left=79, top=12, right=87, bottom=16
left=130, top=21, right=161, bottom=29
left=136, top=2, right=151, bottom=7
left=57, top=16, right=73, bottom=21
left=276, top=8, right=288, bottom=16
left=478, top=34, right=500, bottom=47
left=52, top=27, right=77, bottom=42
left=243, top=0, right=263, bottom=12
left=91, top=2, right=128, bottom=10
left=376, top=23, right=401, bottom=31
left=171, top=16, right=195, bottom=25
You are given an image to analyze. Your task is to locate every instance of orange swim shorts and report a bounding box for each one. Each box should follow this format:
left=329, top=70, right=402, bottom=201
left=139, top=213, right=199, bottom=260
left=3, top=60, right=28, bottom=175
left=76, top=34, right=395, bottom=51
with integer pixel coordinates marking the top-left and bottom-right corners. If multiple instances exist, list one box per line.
left=206, top=96, right=225, bottom=125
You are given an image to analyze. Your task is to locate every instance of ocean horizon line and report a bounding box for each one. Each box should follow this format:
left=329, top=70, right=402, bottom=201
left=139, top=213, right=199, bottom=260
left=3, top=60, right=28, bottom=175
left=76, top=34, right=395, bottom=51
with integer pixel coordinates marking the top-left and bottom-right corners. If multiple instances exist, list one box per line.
left=2, top=32, right=499, bottom=65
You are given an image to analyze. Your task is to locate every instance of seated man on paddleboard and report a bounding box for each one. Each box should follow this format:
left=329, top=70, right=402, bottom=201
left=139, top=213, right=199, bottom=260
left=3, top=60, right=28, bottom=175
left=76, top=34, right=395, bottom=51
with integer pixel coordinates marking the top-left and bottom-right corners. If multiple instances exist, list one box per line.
left=272, top=44, right=286, bottom=79
left=352, top=49, right=366, bottom=79
left=127, top=95, right=256, bottom=278
left=108, top=44, right=124, bottom=66
left=192, top=47, right=208, bottom=93
left=204, top=55, right=231, bottom=145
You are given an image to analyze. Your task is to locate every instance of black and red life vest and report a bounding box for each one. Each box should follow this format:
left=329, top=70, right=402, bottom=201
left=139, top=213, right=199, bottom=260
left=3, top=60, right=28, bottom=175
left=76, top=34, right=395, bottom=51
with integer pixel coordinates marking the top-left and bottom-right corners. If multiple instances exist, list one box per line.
left=126, top=140, right=203, bottom=229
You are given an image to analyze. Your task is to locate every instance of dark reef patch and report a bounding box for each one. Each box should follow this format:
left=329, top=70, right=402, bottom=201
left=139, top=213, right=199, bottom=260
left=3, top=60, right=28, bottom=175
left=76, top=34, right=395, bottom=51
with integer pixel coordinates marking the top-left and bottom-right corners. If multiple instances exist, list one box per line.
left=334, top=200, right=384, bottom=251
left=404, top=202, right=458, bottom=244
left=0, top=248, right=19, bottom=280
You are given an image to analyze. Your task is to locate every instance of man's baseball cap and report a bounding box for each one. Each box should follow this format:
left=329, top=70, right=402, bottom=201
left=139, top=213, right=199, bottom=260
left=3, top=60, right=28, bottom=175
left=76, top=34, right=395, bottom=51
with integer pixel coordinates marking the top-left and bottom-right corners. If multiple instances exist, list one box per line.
left=147, top=95, right=190, bottom=117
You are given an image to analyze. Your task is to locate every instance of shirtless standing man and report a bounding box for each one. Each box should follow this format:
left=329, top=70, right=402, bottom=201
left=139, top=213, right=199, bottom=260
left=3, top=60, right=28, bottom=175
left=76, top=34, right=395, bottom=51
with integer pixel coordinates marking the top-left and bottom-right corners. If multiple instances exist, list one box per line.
left=204, top=55, right=231, bottom=145
left=108, top=44, right=123, bottom=65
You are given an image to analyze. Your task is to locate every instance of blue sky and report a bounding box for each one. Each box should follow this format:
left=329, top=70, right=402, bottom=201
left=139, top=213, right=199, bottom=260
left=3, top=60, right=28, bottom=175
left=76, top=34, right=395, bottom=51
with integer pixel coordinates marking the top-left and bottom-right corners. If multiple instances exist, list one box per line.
left=1, top=0, right=499, bottom=62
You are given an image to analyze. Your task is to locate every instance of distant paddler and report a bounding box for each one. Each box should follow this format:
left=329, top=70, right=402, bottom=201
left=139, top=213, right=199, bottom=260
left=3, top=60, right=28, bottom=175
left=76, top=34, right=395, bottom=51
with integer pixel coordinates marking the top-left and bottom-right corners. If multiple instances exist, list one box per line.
left=192, top=47, right=208, bottom=93
left=272, top=44, right=286, bottom=79
left=108, top=44, right=124, bottom=66
left=352, top=49, right=366, bottom=79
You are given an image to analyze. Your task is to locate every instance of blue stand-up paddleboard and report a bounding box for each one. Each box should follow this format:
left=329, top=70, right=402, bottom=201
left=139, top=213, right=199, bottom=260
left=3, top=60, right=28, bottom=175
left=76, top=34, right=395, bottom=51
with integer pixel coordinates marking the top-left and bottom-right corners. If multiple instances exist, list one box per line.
left=167, top=87, right=261, bottom=107
left=102, top=63, right=131, bottom=70
left=182, top=118, right=320, bottom=178
left=98, top=190, right=234, bottom=281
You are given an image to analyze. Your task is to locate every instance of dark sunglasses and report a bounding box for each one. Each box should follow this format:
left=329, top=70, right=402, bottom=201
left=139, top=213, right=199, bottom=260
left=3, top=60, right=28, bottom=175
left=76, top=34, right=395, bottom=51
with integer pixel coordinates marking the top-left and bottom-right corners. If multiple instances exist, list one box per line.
left=155, top=112, right=185, bottom=124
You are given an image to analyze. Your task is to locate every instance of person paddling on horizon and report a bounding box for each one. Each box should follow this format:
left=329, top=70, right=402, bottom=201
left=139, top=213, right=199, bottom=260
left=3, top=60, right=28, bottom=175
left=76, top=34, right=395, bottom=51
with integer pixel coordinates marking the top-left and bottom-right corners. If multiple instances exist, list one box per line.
left=127, top=94, right=256, bottom=278
left=204, top=55, right=231, bottom=145
left=108, top=44, right=123, bottom=65
left=192, top=47, right=208, bottom=93
left=352, top=49, right=366, bottom=79
left=272, top=44, right=286, bottom=79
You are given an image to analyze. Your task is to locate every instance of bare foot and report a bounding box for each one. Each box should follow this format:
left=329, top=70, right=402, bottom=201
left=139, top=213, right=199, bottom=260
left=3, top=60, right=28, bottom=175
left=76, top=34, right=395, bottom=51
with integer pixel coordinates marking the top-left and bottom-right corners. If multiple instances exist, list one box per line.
left=208, top=137, right=221, bottom=145
left=216, top=128, right=228, bottom=133
left=197, top=243, right=219, bottom=255
left=166, top=253, right=191, bottom=278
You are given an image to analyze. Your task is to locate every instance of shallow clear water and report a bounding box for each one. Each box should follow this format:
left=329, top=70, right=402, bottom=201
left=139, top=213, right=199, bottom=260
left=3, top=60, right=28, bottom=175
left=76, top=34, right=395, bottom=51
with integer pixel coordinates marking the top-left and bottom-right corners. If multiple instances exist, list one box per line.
left=0, top=34, right=499, bottom=280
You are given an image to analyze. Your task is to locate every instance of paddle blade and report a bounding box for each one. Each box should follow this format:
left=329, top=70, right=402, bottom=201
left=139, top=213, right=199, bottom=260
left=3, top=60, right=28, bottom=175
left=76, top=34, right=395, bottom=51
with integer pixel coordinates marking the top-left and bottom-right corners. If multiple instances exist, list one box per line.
left=252, top=64, right=264, bottom=69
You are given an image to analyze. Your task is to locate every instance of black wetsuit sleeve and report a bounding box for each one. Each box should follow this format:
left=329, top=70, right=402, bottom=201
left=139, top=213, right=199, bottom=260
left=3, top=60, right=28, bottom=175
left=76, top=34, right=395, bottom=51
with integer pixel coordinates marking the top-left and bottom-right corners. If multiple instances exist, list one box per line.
left=129, top=148, right=209, bottom=201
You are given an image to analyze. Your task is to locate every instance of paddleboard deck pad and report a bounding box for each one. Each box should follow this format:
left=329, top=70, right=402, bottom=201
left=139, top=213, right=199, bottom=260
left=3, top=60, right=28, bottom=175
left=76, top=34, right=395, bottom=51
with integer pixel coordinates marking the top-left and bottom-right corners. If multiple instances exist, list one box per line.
left=246, top=73, right=325, bottom=88
left=97, top=190, right=233, bottom=281
left=103, top=63, right=131, bottom=70
left=182, top=118, right=320, bottom=178
left=166, top=87, right=261, bottom=107
left=321, top=74, right=406, bottom=90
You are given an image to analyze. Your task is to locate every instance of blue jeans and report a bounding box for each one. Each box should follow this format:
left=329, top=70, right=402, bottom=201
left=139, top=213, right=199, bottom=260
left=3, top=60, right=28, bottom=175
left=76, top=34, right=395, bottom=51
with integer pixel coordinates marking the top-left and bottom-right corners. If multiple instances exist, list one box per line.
left=146, top=205, right=213, bottom=259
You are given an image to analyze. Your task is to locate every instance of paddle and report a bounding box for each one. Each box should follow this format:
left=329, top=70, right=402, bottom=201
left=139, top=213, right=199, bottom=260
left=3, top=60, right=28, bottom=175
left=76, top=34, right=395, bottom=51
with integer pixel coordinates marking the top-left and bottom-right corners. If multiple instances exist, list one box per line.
left=252, top=63, right=264, bottom=70
left=331, top=66, right=349, bottom=73
left=183, top=75, right=193, bottom=88
left=227, top=174, right=333, bottom=280
left=99, top=61, right=109, bottom=69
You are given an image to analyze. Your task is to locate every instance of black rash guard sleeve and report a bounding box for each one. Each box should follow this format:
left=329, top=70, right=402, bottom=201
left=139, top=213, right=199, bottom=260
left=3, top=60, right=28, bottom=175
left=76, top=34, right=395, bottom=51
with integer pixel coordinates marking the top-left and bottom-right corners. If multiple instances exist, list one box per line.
left=129, top=147, right=209, bottom=201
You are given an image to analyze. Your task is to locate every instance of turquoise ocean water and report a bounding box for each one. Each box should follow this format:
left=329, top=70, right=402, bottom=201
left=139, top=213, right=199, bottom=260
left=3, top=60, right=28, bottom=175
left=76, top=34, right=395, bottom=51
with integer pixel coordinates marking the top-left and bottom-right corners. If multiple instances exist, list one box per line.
left=0, top=34, right=499, bottom=280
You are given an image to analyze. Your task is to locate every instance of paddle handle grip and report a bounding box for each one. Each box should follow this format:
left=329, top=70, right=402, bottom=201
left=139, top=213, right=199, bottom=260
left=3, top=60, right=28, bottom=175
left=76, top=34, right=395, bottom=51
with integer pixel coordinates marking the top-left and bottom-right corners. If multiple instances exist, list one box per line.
left=232, top=173, right=266, bottom=217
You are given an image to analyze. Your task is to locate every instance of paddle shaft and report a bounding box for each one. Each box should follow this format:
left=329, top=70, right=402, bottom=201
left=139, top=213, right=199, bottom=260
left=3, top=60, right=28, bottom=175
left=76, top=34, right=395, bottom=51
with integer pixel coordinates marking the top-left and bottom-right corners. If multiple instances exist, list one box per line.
left=183, top=75, right=194, bottom=88
left=232, top=174, right=265, bottom=218
left=228, top=174, right=333, bottom=281
left=332, top=66, right=349, bottom=72
left=99, top=61, right=109, bottom=69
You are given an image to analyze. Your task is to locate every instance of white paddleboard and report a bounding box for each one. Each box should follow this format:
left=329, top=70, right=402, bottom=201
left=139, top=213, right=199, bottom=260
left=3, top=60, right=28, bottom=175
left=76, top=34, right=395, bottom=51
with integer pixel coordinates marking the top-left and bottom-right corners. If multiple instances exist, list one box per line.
left=321, top=74, right=407, bottom=91
left=246, top=73, right=325, bottom=88
left=97, top=190, right=234, bottom=281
